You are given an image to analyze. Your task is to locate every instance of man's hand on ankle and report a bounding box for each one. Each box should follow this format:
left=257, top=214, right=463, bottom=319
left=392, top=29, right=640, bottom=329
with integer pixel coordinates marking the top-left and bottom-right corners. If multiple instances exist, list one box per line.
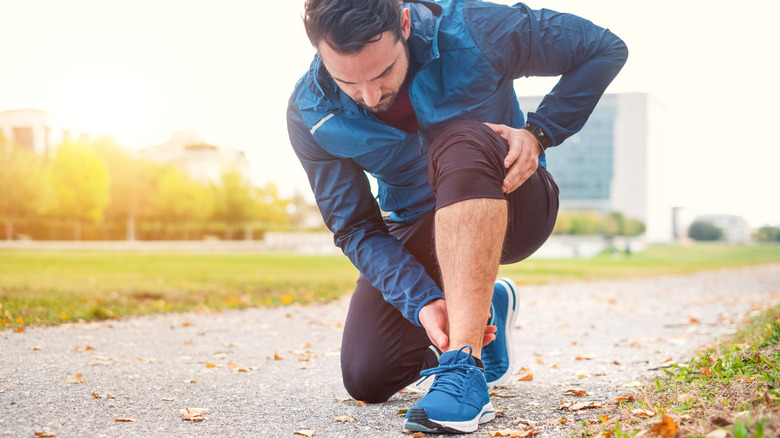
left=419, top=298, right=449, bottom=351
left=419, top=299, right=499, bottom=352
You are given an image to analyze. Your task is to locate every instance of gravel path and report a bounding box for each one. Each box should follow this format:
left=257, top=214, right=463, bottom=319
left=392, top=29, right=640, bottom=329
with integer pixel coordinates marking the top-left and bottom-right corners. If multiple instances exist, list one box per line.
left=2, top=265, right=779, bottom=437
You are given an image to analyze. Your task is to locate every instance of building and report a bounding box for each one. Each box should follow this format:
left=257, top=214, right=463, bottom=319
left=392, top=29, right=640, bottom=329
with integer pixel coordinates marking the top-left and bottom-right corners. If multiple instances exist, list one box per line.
left=518, top=93, right=671, bottom=242
left=0, top=109, right=89, bottom=155
left=137, top=130, right=250, bottom=185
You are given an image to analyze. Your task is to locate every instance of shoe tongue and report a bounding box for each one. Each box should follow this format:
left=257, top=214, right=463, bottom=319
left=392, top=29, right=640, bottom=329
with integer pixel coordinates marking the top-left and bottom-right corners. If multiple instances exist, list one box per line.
left=439, top=348, right=476, bottom=366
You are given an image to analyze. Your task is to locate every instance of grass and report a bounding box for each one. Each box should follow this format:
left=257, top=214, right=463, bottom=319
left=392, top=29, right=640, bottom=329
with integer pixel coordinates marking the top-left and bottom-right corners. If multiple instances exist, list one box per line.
left=1, top=243, right=779, bottom=327
left=575, top=304, right=780, bottom=438
left=0, top=251, right=358, bottom=326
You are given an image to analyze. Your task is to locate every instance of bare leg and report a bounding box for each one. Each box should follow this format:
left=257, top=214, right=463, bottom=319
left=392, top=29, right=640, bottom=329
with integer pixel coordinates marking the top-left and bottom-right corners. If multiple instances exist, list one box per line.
left=435, top=197, right=507, bottom=359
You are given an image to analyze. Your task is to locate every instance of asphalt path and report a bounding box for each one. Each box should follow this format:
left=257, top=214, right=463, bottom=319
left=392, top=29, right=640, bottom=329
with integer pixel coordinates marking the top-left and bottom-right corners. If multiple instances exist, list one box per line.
left=1, top=264, right=779, bottom=437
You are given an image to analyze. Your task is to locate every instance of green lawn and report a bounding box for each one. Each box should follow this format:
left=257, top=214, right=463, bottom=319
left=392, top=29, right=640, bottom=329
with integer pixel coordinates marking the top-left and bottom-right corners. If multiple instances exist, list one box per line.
left=1, top=243, right=779, bottom=326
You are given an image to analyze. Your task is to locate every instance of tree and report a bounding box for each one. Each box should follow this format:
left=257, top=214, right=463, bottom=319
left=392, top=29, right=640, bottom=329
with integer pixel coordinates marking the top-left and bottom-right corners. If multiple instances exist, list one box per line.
left=92, top=137, right=161, bottom=240
left=212, top=171, right=258, bottom=239
left=148, top=166, right=214, bottom=238
left=46, top=140, right=110, bottom=239
left=0, top=134, right=46, bottom=239
left=255, top=182, right=291, bottom=229
left=752, top=226, right=780, bottom=242
left=688, top=220, right=724, bottom=242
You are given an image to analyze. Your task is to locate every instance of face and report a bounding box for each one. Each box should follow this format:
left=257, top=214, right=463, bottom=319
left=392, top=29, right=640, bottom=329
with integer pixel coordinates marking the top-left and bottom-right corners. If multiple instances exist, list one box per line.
left=317, top=9, right=411, bottom=113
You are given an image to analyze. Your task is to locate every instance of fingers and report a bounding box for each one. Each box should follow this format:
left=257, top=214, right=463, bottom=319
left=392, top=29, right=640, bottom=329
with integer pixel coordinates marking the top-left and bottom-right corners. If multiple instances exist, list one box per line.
left=503, top=157, right=538, bottom=193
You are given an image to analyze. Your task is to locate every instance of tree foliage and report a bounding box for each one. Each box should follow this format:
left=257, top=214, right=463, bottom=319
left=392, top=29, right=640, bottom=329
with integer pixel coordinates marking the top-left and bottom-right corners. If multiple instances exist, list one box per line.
left=688, top=220, right=724, bottom=242
left=553, top=210, right=645, bottom=237
left=46, top=140, right=110, bottom=224
left=752, top=226, right=780, bottom=242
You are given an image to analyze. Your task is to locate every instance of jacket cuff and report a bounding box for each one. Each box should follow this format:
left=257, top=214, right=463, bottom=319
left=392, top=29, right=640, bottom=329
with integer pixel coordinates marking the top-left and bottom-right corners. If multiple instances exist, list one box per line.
left=413, top=291, right=445, bottom=327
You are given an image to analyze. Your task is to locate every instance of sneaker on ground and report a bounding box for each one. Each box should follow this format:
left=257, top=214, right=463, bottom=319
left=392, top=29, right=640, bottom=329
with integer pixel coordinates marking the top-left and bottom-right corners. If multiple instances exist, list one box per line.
left=404, top=346, right=495, bottom=434
left=482, top=277, right=518, bottom=386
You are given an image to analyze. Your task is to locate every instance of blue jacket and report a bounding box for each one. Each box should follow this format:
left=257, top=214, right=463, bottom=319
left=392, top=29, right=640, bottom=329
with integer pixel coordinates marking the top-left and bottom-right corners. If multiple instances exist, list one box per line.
left=287, top=0, right=627, bottom=325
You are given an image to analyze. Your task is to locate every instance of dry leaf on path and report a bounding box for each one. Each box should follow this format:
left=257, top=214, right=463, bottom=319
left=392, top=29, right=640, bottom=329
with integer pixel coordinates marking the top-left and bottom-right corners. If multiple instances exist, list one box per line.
left=74, top=345, right=96, bottom=352
left=66, top=373, right=86, bottom=384
left=631, top=408, right=655, bottom=417
left=517, top=373, right=533, bottom=381
left=334, top=416, right=356, bottom=423
left=563, top=401, right=602, bottom=411
left=565, top=389, right=587, bottom=396
left=294, top=430, right=315, bottom=437
left=34, top=431, right=56, bottom=437
left=488, top=427, right=540, bottom=437
left=115, top=418, right=136, bottom=422
left=179, top=407, right=208, bottom=422
left=227, top=361, right=249, bottom=372
left=408, top=432, right=425, bottom=438
left=648, top=416, right=678, bottom=438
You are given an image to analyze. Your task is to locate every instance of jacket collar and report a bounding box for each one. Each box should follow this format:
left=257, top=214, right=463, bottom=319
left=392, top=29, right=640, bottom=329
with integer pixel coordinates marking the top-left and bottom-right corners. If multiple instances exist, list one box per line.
left=310, top=0, right=443, bottom=116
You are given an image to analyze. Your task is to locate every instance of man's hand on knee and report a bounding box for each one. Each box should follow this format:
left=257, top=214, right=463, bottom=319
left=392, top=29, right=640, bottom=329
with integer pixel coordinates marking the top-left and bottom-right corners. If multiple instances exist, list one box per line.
left=483, top=122, right=540, bottom=194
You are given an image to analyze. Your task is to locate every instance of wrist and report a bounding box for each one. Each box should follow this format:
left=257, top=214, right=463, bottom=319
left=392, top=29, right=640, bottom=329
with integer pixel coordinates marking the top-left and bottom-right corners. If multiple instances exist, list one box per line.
left=521, top=121, right=551, bottom=152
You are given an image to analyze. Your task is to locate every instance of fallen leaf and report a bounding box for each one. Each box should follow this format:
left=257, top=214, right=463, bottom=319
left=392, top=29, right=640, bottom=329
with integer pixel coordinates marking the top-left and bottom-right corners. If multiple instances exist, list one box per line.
left=615, top=396, right=636, bottom=403
left=490, top=392, right=517, bottom=398
left=179, top=407, right=208, bottom=422
left=274, top=352, right=283, bottom=360
left=183, top=379, right=198, bottom=384
left=535, top=357, right=545, bottom=364
left=13, top=327, right=25, bottom=333
left=294, top=430, right=314, bottom=437
left=558, top=418, right=568, bottom=423
left=32, top=346, right=42, bottom=351
left=648, top=416, right=678, bottom=438
left=66, top=373, right=87, bottom=384
left=700, top=367, right=713, bottom=377
left=517, top=374, right=533, bottom=381
left=227, top=361, right=248, bottom=372
left=161, top=397, right=176, bottom=402
left=575, top=353, right=596, bottom=360
left=34, top=431, right=56, bottom=437
left=90, top=355, right=116, bottom=366
left=676, top=394, right=695, bottom=403
left=565, top=389, right=587, bottom=396
left=488, top=428, right=540, bottom=437
left=709, top=416, right=732, bottom=427
left=114, top=418, right=136, bottom=422
left=334, top=416, right=356, bottom=423
left=182, top=321, right=194, bottom=327
left=565, top=401, right=602, bottom=412
left=513, top=418, right=536, bottom=427
left=705, top=430, right=729, bottom=438
left=631, top=408, right=655, bottom=417
left=74, top=345, right=95, bottom=352
left=206, top=363, right=217, bottom=368
left=689, top=317, right=700, bottom=324
left=355, top=400, right=367, bottom=406
left=513, top=367, right=530, bottom=374
left=409, top=433, right=425, bottom=438
left=742, top=377, right=756, bottom=382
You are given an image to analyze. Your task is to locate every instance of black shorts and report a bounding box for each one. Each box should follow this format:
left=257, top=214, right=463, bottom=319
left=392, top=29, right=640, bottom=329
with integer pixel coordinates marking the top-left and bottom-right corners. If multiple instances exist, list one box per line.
left=340, top=120, right=559, bottom=402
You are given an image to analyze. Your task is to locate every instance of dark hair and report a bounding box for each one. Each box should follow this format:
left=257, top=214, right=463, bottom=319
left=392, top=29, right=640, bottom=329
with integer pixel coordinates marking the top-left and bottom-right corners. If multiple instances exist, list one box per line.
left=304, top=0, right=404, bottom=54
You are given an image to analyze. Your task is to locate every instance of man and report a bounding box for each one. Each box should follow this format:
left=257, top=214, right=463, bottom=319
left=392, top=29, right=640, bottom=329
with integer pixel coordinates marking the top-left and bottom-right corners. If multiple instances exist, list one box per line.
left=287, top=0, right=627, bottom=433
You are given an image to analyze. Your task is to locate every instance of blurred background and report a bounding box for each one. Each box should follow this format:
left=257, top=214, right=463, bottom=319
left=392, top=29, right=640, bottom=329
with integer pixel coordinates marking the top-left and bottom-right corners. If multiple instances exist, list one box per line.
left=1, top=0, right=779, bottom=248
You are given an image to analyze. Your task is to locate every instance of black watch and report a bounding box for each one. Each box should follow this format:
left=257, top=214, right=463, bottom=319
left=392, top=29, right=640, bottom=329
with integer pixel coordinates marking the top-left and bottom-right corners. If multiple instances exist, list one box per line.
left=521, top=122, right=551, bottom=151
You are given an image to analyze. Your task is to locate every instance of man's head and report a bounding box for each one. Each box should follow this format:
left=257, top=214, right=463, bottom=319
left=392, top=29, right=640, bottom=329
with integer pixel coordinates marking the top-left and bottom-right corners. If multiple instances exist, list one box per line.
left=304, top=0, right=411, bottom=113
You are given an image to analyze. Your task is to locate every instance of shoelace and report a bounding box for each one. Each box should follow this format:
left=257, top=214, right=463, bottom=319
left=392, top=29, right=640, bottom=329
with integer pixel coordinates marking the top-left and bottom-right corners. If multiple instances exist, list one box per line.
left=419, top=362, right=475, bottom=397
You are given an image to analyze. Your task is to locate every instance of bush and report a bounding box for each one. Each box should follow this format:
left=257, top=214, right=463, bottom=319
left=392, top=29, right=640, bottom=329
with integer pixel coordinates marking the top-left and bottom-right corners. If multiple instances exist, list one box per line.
left=688, top=220, right=724, bottom=241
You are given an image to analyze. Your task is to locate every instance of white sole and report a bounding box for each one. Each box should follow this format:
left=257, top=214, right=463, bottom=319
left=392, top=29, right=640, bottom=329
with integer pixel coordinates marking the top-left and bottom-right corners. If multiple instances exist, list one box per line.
left=488, top=277, right=518, bottom=387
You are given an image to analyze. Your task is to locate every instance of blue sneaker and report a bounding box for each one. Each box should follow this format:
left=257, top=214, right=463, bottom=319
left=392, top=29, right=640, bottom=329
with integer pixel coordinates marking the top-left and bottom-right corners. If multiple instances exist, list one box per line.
left=482, top=278, right=518, bottom=386
left=404, top=346, right=495, bottom=434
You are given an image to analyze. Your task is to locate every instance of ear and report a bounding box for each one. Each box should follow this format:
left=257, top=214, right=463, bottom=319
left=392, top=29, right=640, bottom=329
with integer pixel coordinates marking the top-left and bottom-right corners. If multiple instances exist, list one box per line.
left=401, top=8, right=411, bottom=40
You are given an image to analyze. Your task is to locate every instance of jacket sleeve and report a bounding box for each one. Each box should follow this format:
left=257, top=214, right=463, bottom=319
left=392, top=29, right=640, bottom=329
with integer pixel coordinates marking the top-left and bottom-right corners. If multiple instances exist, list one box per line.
left=464, top=1, right=628, bottom=146
left=286, top=102, right=444, bottom=325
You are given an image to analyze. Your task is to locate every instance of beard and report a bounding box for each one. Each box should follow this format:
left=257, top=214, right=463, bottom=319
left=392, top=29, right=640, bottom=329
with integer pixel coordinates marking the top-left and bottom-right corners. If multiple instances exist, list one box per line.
left=359, top=39, right=411, bottom=114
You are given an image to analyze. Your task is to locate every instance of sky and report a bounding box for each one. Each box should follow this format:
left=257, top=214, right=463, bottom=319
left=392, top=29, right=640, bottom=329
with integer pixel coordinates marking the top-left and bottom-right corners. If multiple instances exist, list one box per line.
left=1, top=0, right=778, bottom=227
